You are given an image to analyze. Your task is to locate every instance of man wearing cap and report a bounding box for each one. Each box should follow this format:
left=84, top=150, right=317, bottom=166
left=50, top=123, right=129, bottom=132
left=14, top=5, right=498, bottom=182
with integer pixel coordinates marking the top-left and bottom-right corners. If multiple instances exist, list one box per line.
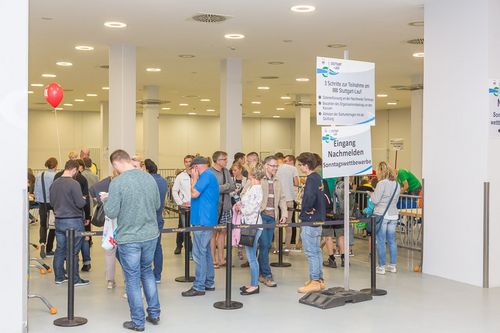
left=182, top=156, right=220, bottom=297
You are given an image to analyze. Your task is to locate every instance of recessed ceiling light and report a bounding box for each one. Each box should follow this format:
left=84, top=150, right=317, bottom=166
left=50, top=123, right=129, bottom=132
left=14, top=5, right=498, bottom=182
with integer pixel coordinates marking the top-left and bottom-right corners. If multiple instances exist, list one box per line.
left=74, top=99, right=85, bottom=102
left=56, top=61, right=73, bottom=67
left=28, top=90, right=34, bottom=94
left=252, top=111, right=261, bottom=114
left=272, top=115, right=281, bottom=118
left=291, top=5, right=316, bottom=12
left=251, top=101, right=261, bottom=105
left=296, top=78, right=309, bottom=82
left=104, top=21, right=127, bottom=28
left=30, top=83, right=44, bottom=87
left=42, top=74, right=56, bottom=78
left=412, top=52, right=425, bottom=58
left=63, top=103, right=73, bottom=106
left=224, top=33, right=245, bottom=39
left=409, top=21, right=424, bottom=27
left=55, top=107, right=64, bottom=110
left=200, top=98, right=211, bottom=102
left=161, top=107, right=171, bottom=110
left=268, top=61, right=285, bottom=65
left=206, top=109, right=215, bottom=112
left=257, top=86, right=270, bottom=90
left=387, top=102, right=398, bottom=105
left=327, top=43, right=347, bottom=48
left=86, top=93, right=97, bottom=97
left=188, top=112, right=197, bottom=115
left=178, top=54, right=195, bottom=58
left=146, top=67, right=161, bottom=72
left=377, top=94, right=388, bottom=98
left=276, top=107, right=285, bottom=111
left=280, top=96, right=291, bottom=100
left=102, top=86, right=109, bottom=90
left=75, top=45, right=94, bottom=51
left=179, top=103, right=189, bottom=106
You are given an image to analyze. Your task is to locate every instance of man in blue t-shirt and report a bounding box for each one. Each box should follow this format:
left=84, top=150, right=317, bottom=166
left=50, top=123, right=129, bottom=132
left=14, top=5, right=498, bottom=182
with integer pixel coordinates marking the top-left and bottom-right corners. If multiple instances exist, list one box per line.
left=182, top=156, right=219, bottom=297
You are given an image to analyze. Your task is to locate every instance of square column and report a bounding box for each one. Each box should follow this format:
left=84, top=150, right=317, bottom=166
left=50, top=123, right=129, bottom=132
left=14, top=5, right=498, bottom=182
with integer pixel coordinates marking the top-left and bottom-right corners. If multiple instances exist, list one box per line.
left=295, top=107, right=311, bottom=154
left=410, top=77, right=423, bottom=179
left=220, top=58, right=242, bottom=159
left=142, top=85, right=159, bottom=162
left=109, top=44, right=136, bottom=159
left=100, top=101, right=109, bottom=177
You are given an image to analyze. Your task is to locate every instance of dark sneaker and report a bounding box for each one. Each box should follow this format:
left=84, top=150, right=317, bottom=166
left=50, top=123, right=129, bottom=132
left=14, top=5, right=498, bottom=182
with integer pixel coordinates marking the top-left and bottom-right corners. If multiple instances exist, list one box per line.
left=45, top=251, right=55, bottom=257
left=323, top=258, right=337, bottom=268
left=123, top=321, right=144, bottom=331
left=181, top=287, right=205, bottom=297
left=146, top=316, right=160, bottom=325
left=81, top=264, right=91, bottom=272
left=55, top=276, right=68, bottom=285
left=74, top=279, right=90, bottom=287
left=205, top=286, right=215, bottom=291
left=40, top=244, right=46, bottom=259
left=174, top=246, right=182, bottom=255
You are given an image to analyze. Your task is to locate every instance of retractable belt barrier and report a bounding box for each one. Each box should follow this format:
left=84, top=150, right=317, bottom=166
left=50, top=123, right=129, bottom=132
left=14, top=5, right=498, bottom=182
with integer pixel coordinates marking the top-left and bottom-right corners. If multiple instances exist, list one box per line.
left=56, top=217, right=382, bottom=326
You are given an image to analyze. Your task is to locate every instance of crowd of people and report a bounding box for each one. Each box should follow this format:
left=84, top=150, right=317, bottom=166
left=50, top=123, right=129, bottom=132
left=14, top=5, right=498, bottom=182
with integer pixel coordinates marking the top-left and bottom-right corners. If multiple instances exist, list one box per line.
left=28, top=146, right=421, bottom=331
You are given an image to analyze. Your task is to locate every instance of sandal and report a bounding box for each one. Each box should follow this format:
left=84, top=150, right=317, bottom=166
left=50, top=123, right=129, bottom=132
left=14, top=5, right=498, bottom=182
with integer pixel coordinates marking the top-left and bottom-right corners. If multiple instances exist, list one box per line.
left=213, top=263, right=220, bottom=269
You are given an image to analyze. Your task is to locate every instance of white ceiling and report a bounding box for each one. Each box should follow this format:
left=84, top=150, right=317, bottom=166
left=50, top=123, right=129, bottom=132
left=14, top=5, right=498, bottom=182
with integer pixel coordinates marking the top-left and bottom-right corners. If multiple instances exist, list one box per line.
left=28, top=0, right=424, bottom=118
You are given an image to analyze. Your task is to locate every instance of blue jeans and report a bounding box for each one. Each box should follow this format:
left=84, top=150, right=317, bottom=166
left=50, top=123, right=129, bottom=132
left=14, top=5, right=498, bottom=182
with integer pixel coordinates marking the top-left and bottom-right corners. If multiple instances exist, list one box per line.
left=118, top=238, right=161, bottom=329
left=301, top=226, right=323, bottom=280
left=192, top=230, right=215, bottom=291
left=245, top=229, right=262, bottom=286
left=80, top=238, right=91, bottom=265
left=53, top=218, right=84, bottom=282
left=376, top=219, right=398, bottom=267
left=258, top=214, right=275, bottom=279
left=153, top=222, right=164, bottom=281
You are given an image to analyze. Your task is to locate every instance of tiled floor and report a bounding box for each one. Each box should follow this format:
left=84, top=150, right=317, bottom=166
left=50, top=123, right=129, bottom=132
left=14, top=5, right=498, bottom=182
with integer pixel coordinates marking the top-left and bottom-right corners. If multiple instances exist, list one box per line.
left=27, top=216, right=500, bottom=332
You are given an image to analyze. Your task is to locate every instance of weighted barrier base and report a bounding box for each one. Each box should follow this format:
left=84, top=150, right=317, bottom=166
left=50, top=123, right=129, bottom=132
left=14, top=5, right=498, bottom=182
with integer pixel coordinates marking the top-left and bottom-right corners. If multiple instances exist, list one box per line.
left=360, top=288, right=387, bottom=296
left=213, top=301, right=243, bottom=310
left=270, top=262, right=292, bottom=267
left=299, top=287, right=372, bottom=309
left=175, top=276, right=195, bottom=283
left=53, top=317, right=87, bottom=327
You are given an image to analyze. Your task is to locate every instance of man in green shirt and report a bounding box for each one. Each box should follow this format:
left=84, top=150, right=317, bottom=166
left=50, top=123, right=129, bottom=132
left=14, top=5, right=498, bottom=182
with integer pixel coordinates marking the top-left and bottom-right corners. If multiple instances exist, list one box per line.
left=101, top=149, right=161, bottom=331
left=396, top=169, right=422, bottom=195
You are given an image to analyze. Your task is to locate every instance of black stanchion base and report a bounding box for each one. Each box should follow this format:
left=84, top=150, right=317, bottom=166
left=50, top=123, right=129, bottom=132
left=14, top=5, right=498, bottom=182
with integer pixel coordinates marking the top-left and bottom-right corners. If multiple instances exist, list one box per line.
left=299, top=287, right=372, bottom=309
left=360, top=288, right=387, bottom=296
left=213, top=301, right=243, bottom=310
left=53, top=317, right=88, bottom=327
left=175, top=276, right=195, bottom=283
left=270, top=262, right=292, bottom=267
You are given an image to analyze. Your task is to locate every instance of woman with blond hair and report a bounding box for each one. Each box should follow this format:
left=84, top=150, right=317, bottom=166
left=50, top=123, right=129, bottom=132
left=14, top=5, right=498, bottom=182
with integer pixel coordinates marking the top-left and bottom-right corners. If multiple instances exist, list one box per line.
left=370, top=162, right=400, bottom=275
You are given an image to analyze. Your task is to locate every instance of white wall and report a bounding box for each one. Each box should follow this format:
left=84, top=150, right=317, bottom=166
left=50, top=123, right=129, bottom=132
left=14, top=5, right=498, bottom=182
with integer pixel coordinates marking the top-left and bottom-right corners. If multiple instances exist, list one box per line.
left=1, top=0, right=28, bottom=331
left=423, top=0, right=490, bottom=287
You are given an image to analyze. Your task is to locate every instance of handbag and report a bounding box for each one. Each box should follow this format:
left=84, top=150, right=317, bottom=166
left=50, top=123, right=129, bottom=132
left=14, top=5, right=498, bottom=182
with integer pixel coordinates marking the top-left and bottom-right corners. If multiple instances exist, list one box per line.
left=91, top=203, right=106, bottom=227
left=239, top=211, right=259, bottom=247
left=367, top=182, right=399, bottom=234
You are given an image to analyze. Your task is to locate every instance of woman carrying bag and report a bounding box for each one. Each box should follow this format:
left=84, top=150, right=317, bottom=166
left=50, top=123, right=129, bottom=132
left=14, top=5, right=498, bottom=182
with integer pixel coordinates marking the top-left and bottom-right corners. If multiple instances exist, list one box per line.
left=370, top=162, right=400, bottom=275
left=235, top=163, right=265, bottom=296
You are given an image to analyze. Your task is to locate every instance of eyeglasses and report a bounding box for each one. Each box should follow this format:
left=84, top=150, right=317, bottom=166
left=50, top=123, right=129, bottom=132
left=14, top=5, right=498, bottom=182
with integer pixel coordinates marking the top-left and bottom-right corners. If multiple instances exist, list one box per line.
left=267, top=164, right=279, bottom=168
left=218, top=158, right=227, bottom=161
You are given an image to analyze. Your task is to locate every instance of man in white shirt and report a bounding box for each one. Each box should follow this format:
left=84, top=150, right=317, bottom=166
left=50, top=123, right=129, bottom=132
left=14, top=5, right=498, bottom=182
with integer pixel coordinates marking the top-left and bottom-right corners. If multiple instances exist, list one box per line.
left=172, top=155, right=194, bottom=255
left=276, top=154, right=299, bottom=251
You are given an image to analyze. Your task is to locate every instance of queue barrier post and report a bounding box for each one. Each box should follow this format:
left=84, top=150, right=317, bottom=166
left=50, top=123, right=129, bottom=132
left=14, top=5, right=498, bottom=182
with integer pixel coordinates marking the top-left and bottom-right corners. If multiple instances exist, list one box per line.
left=175, top=209, right=195, bottom=283
left=54, top=229, right=88, bottom=327
left=214, top=221, right=243, bottom=310
left=270, top=225, right=292, bottom=268
left=361, top=216, right=387, bottom=296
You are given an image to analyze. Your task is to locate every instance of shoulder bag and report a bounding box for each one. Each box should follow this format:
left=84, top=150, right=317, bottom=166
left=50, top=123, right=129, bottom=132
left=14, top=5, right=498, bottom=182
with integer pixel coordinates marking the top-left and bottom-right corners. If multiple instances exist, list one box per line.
left=368, top=182, right=399, bottom=234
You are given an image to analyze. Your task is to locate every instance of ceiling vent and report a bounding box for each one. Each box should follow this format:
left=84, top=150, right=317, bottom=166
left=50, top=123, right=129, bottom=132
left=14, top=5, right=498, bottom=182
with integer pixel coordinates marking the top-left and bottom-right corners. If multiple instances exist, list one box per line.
left=391, top=84, right=423, bottom=91
left=327, top=43, right=347, bottom=48
left=260, top=76, right=279, bottom=80
left=99, top=65, right=109, bottom=69
left=406, top=38, right=424, bottom=45
left=63, top=89, right=74, bottom=92
left=191, top=13, right=230, bottom=23
left=136, top=99, right=170, bottom=105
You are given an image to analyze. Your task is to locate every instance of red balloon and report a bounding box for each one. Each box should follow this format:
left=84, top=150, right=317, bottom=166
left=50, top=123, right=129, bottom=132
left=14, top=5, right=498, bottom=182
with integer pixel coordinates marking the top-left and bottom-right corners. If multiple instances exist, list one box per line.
left=44, top=83, right=64, bottom=108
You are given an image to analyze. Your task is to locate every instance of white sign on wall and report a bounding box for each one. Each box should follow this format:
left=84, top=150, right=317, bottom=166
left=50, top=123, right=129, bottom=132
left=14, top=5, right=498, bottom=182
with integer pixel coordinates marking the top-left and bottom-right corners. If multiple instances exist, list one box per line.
left=390, top=138, right=404, bottom=151
left=489, top=79, right=500, bottom=138
left=321, top=125, right=373, bottom=178
left=316, top=57, right=375, bottom=126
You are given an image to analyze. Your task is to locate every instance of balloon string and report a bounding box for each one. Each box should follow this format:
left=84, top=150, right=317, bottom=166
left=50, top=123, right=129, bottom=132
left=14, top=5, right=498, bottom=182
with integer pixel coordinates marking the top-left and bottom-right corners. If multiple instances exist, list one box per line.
left=54, top=108, right=62, bottom=164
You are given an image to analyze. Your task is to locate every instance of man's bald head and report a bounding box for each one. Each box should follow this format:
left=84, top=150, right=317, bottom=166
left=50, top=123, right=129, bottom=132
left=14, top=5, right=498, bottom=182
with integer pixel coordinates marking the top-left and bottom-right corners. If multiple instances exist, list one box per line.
left=80, top=147, right=90, bottom=159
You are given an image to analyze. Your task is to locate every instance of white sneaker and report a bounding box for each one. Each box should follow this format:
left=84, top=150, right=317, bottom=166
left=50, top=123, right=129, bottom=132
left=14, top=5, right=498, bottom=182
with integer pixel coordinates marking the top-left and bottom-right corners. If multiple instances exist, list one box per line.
left=376, top=266, right=386, bottom=275
left=386, top=265, right=397, bottom=273
left=107, top=281, right=116, bottom=289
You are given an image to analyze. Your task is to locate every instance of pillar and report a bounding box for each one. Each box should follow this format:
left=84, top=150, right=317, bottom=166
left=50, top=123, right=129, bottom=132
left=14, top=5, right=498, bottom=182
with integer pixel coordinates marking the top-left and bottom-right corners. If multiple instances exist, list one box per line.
left=0, top=0, right=28, bottom=331
left=109, top=44, right=136, bottom=159
left=220, top=58, right=242, bottom=160
left=410, top=75, right=423, bottom=179
left=295, top=107, right=311, bottom=154
left=100, top=101, right=109, bottom=177
left=142, top=85, right=159, bottom=163
left=423, top=0, right=500, bottom=287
